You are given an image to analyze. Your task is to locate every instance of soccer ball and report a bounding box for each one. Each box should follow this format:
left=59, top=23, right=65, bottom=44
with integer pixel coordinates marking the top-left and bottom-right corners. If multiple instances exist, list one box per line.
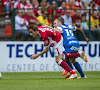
left=0, top=73, right=1, bottom=79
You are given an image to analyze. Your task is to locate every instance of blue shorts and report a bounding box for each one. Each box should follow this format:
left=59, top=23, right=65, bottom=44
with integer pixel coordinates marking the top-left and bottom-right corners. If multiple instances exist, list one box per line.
left=63, top=41, right=80, bottom=54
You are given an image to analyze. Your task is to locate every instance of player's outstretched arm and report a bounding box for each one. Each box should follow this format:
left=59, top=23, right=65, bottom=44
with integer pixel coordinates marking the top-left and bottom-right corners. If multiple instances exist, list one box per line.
left=30, top=47, right=49, bottom=59
left=76, top=28, right=90, bottom=44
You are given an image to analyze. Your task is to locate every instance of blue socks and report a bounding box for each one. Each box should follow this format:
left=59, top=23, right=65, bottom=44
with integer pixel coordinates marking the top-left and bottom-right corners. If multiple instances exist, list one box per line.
left=73, top=61, right=85, bottom=77
left=66, top=60, right=73, bottom=70
left=65, top=60, right=85, bottom=77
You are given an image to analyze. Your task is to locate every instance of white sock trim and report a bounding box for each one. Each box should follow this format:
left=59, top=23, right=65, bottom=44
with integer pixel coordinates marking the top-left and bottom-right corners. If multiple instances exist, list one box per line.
left=58, top=60, right=63, bottom=65
left=63, top=54, right=65, bottom=60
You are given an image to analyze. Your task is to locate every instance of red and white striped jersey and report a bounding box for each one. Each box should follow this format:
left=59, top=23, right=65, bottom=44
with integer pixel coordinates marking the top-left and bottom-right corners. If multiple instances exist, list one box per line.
left=37, top=26, right=61, bottom=47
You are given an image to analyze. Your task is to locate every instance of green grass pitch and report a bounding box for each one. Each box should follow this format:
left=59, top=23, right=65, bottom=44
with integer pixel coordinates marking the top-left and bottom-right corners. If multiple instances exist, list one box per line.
left=0, top=71, right=100, bottom=90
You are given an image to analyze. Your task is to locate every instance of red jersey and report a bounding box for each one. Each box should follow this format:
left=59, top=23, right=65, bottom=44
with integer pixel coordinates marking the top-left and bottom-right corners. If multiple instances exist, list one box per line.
left=37, top=26, right=61, bottom=47
left=0, top=1, right=5, bottom=14
left=22, top=15, right=38, bottom=25
left=72, top=15, right=82, bottom=28
left=93, top=0, right=100, bottom=5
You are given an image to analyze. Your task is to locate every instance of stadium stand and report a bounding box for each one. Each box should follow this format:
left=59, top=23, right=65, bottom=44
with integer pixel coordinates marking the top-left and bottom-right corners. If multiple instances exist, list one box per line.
left=0, top=0, right=100, bottom=41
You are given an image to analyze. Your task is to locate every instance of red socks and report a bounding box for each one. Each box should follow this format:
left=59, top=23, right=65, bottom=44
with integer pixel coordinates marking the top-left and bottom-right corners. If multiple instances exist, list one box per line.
left=60, top=60, right=75, bottom=74
left=64, top=53, right=80, bottom=59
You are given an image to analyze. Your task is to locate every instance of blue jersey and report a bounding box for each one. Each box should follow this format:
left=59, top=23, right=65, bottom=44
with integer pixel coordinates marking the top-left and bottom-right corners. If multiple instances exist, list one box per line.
left=57, top=24, right=80, bottom=53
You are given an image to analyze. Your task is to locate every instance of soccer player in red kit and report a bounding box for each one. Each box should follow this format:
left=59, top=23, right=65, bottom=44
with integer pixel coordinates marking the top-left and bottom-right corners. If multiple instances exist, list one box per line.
left=28, top=24, right=81, bottom=79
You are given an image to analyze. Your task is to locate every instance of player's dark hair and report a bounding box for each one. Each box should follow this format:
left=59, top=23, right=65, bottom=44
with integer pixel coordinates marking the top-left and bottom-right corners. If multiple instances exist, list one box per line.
left=57, top=17, right=64, bottom=25
left=28, top=24, right=38, bottom=31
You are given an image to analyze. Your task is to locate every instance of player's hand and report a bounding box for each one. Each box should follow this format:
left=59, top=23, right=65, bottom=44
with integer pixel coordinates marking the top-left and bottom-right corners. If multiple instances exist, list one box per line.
left=85, top=38, right=90, bottom=44
left=30, top=54, right=39, bottom=59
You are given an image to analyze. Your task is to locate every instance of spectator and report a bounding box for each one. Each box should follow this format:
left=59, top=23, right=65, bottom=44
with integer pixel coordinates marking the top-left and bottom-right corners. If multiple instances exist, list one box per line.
left=75, top=0, right=87, bottom=15
left=31, top=0, right=39, bottom=8
left=58, top=0, right=65, bottom=6
left=66, top=0, right=76, bottom=16
left=85, top=1, right=97, bottom=20
left=24, top=0, right=33, bottom=11
left=15, top=9, right=29, bottom=40
left=81, top=14, right=88, bottom=30
left=62, top=10, right=72, bottom=25
left=23, top=10, right=40, bottom=25
left=14, top=0, right=24, bottom=9
left=93, top=0, right=100, bottom=13
left=21, top=0, right=26, bottom=6
left=0, top=0, right=5, bottom=14
left=39, top=0, right=49, bottom=9
left=48, top=0, right=58, bottom=15
left=50, top=0, right=58, bottom=9
left=36, top=10, right=49, bottom=25
left=31, top=0, right=39, bottom=16
left=88, top=1, right=98, bottom=10
left=93, top=0, right=100, bottom=7
left=54, top=10, right=62, bottom=20
left=81, top=13, right=95, bottom=41
left=58, top=0, right=66, bottom=15
left=72, top=9, right=82, bottom=29
left=2, top=0, right=15, bottom=18
left=75, top=0, right=82, bottom=9
left=38, top=0, right=49, bottom=16
left=72, top=9, right=83, bottom=40
left=48, top=14, right=52, bottom=26
left=87, top=10, right=100, bottom=30
left=48, top=0, right=59, bottom=6
left=82, top=0, right=92, bottom=9
left=23, top=0, right=37, bottom=18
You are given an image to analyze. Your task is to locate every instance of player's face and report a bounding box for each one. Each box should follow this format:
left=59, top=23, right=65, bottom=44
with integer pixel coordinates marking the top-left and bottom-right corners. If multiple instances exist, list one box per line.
left=29, top=29, right=37, bottom=38
left=53, top=20, right=58, bottom=28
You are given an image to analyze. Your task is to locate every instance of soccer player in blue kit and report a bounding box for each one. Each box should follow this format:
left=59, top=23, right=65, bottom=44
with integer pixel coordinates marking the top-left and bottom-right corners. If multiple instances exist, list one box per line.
left=53, top=17, right=90, bottom=78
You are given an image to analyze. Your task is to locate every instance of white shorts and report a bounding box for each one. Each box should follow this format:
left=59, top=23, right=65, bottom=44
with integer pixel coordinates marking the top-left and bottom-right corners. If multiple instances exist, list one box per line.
left=54, top=36, right=65, bottom=56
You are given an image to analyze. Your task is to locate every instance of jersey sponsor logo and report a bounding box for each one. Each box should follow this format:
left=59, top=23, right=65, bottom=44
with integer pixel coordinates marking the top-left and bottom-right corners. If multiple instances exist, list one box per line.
left=69, top=41, right=78, bottom=44
left=70, top=46, right=79, bottom=51
left=39, top=27, right=54, bottom=33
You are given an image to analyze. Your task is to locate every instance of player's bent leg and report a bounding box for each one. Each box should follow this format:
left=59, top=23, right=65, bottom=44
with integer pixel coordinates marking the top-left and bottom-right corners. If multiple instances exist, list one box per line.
left=79, top=51, right=88, bottom=62
left=62, top=59, right=74, bottom=75
left=55, top=55, right=68, bottom=76
left=56, top=56, right=78, bottom=79
left=71, top=58, right=86, bottom=78
left=63, top=53, right=80, bottom=59
left=63, top=51, right=88, bottom=62
left=56, top=59, right=75, bottom=75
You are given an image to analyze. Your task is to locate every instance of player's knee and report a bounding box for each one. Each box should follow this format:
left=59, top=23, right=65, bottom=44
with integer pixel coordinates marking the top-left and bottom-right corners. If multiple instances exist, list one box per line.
left=70, top=59, right=76, bottom=64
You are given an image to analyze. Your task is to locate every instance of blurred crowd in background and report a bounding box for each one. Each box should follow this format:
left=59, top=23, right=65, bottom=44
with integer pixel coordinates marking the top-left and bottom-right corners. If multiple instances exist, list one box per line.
left=0, top=0, right=100, bottom=41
